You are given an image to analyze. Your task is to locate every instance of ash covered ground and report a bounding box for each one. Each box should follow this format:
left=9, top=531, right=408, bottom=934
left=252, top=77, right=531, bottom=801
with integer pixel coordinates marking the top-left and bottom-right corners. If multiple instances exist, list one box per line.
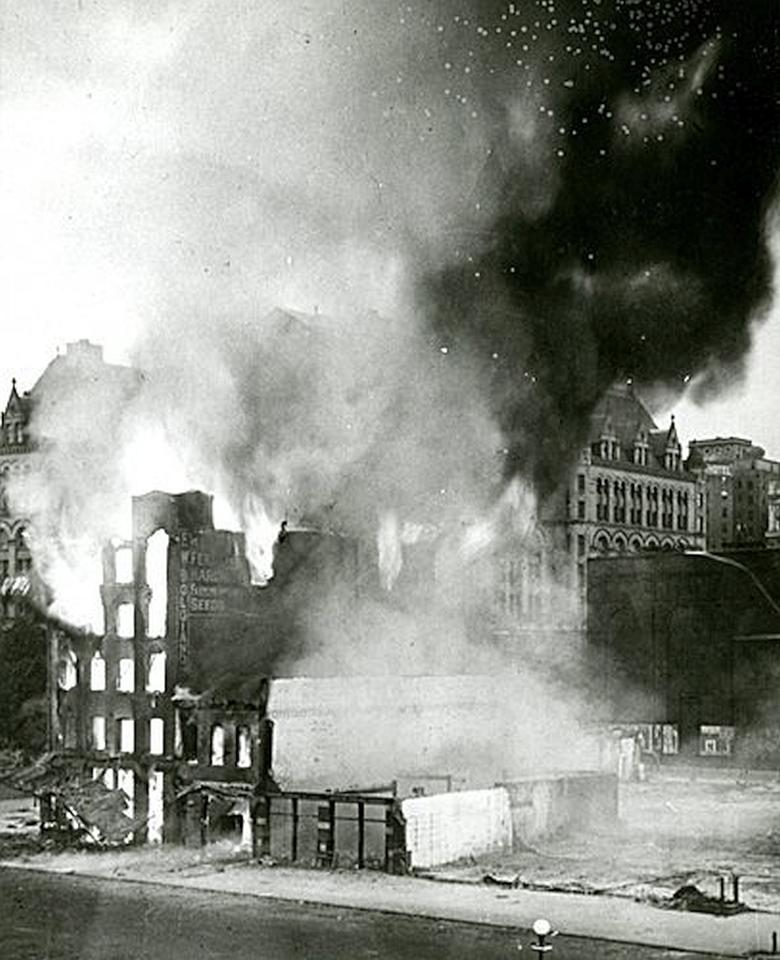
left=6, top=772, right=780, bottom=913
left=421, top=771, right=780, bottom=912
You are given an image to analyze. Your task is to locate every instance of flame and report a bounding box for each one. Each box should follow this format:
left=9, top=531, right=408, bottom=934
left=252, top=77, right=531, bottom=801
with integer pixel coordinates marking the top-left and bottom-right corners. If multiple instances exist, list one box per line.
left=215, top=492, right=281, bottom=584
left=28, top=530, right=105, bottom=633
left=458, top=476, right=537, bottom=563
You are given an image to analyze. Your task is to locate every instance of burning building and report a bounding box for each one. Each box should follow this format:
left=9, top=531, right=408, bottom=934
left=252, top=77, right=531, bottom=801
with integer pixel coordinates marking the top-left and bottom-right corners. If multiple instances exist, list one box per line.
left=39, top=483, right=613, bottom=852
left=49, top=490, right=274, bottom=844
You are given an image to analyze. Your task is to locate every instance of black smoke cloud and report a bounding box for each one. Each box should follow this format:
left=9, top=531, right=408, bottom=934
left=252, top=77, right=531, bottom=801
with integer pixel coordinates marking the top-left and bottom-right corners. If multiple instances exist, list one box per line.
left=418, top=0, right=780, bottom=496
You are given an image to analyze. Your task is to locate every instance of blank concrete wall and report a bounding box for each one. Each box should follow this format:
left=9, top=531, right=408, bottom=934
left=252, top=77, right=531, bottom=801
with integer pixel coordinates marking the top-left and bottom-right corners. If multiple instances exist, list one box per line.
left=402, top=787, right=512, bottom=869
left=269, top=675, right=600, bottom=792
left=502, top=772, right=618, bottom=845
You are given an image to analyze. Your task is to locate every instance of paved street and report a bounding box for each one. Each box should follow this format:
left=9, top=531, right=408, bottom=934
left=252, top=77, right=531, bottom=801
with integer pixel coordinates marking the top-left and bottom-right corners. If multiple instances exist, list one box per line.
left=0, top=866, right=724, bottom=960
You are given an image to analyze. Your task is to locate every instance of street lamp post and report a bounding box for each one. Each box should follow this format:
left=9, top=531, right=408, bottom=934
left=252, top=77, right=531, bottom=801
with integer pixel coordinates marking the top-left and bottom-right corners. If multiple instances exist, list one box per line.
left=529, top=918, right=555, bottom=953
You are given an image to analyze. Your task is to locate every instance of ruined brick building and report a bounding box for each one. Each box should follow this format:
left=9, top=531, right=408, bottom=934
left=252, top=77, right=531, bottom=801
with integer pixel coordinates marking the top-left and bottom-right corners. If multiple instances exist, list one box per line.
left=50, top=490, right=276, bottom=842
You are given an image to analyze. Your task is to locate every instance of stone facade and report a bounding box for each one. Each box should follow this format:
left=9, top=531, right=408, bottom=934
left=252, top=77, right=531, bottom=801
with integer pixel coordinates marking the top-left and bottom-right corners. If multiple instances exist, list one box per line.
left=494, top=383, right=706, bottom=635
left=687, top=437, right=780, bottom=550
left=0, top=380, right=34, bottom=618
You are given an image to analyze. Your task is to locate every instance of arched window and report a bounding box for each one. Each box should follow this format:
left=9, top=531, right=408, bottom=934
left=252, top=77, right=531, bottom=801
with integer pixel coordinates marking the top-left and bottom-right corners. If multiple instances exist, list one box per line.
left=236, top=725, right=252, bottom=768
left=90, top=652, right=106, bottom=691
left=210, top=724, right=225, bottom=766
left=59, top=648, right=78, bottom=691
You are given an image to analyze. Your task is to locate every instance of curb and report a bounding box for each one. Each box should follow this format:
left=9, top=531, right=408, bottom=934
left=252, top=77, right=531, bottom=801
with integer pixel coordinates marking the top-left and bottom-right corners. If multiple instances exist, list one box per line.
left=0, top=859, right=751, bottom=958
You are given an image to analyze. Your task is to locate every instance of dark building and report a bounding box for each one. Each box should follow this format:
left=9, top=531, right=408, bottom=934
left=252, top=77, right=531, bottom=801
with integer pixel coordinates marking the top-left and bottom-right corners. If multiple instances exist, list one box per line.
left=688, top=437, right=780, bottom=550
left=587, top=550, right=780, bottom=761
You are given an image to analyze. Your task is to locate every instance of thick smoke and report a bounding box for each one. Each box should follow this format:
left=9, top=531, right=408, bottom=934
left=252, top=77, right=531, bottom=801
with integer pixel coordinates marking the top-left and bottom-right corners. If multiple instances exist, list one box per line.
left=6, top=3, right=780, bottom=741
left=417, top=0, right=780, bottom=496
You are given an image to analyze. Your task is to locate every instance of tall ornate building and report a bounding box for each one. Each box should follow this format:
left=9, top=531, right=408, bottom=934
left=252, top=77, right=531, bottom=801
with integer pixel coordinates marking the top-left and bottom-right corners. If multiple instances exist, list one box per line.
left=494, top=383, right=707, bottom=639
left=0, top=379, right=34, bottom=617
left=687, top=437, right=780, bottom=551
left=564, top=381, right=705, bottom=559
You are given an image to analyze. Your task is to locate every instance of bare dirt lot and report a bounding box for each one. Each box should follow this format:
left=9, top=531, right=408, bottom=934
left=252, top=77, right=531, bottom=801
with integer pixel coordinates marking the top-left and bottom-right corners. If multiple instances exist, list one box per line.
left=436, top=769, right=780, bottom=912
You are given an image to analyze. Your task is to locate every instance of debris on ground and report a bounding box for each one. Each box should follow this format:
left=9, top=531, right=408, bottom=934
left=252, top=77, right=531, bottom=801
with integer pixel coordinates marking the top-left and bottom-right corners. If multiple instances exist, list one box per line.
left=482, top=873, right=520, bottom=888
left=664, top=883, right=750, bottom=916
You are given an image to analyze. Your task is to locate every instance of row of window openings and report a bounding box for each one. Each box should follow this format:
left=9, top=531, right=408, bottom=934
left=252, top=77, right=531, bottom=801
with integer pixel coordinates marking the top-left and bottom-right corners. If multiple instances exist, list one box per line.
left=0, top=528, right=29, bottom=549
left=3, top=423, right=24, bottom=445
left=595, top=439, right=682, bottom=471
left=590, top=480, right=690, bottom=530
left=0, top=556, right=32, bottom=577
left=88, top=718, right=252, bottom=768
left=59, top=651, right=166, bottom=693
left=87, top=717, right=249, bottom=768
left=576, top=534, right=688, bottom=556
left=498, top=559, right=548, bottom=618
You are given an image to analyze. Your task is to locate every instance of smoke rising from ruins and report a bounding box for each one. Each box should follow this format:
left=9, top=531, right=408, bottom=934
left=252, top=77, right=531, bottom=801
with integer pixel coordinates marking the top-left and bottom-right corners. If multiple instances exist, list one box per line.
left=4, top=1, right=779, bottom=707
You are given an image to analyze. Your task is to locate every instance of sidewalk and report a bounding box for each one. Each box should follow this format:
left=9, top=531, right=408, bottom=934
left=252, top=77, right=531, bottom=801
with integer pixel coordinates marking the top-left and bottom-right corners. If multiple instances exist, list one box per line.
left=3, top=847, right=780, bottom=957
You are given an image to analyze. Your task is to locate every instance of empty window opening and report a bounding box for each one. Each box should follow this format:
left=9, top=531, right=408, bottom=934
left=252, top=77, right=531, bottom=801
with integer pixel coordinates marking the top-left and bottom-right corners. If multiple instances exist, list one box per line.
left=90, top=652, right=106, bottom=691
left=176, top=708, right=198, bottom=762
left=117, top=657, right=134, bottom=692
left=149, top=717, right=164, bottom=755
left=118, top=718, right=135, bottom=753
left=210, top=724, right=225, bottom=766
left=236, top=725, right=252, bottom=768
left=117, top=604, right=134, bottom=639
left=59, top=648, right=77, bottom=691
left=146, top=530, right=169, bottom=638
left=117, top=768, right=135, bottom=820
left=63, top=714, right=77, bottom=750
left=115, top=546, right=133, bottom=583
left=91, top=716, right=106, bottom=751
left=148, top=771, right=164, bottom=844
left=146, top=651, right=166, bottom=693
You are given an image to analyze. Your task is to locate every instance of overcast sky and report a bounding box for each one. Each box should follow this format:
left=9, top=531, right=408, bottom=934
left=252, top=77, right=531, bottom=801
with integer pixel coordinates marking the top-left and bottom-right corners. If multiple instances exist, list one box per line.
left=1, top=1, right=778, bottom=458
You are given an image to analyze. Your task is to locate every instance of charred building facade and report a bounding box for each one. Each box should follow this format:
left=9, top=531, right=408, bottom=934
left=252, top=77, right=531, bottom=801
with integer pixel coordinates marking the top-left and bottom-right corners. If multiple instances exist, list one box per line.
left=51, top=491, right=273, bottom=844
